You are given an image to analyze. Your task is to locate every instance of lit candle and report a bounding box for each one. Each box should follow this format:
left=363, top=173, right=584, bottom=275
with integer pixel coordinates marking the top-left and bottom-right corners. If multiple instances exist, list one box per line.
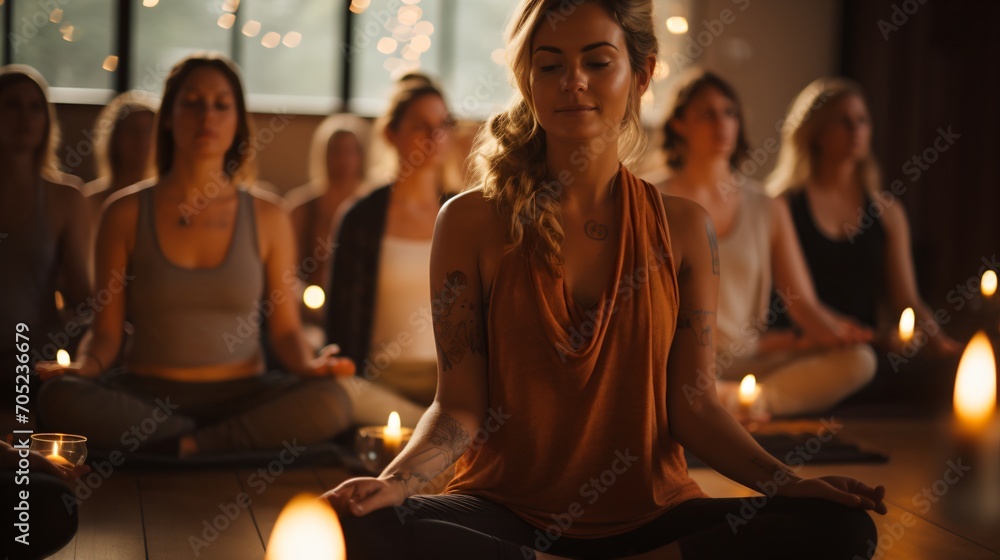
left=45, top=442, right=73, bottom=468
left=56, top=349, right=71, bottom=368
left=947, top=330, right=999, bottom=524
left=738, top=374, right=761, bottom=408
left=983, top=270, right=998, bottom=298
left=385, top=411, right=402, bottom=454
left=953, top=331, right=997, bottom=440
left=265, top=493, right=346, bottom=560
left=898, top=307, right=915, bottom=344
left=303, top=285, right=326, bottom=310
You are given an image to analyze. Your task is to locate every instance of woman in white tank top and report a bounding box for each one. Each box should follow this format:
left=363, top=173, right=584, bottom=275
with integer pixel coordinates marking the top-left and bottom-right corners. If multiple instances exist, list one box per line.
left=657, top=70, right=876, bottom=417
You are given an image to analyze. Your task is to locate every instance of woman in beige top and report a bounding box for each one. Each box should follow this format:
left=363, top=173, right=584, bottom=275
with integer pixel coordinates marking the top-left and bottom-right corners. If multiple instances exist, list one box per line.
left=659, top=70, right=876, bottom=417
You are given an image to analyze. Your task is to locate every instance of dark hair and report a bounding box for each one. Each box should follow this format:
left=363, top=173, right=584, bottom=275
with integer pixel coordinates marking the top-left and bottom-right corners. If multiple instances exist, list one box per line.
left=155, top=52, right=255, bottom=183
left=0, top=64, right=60, bottom=178
left=662, top=70, right=750, bottom=171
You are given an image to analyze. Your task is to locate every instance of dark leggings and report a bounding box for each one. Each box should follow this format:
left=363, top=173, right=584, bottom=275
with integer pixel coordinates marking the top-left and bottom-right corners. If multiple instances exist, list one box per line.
left=340, top=493, right=878, bottom=560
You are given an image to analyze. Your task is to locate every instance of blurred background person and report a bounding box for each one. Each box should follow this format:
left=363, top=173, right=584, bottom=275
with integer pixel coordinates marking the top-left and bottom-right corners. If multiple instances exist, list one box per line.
left=659, top=69, right=875, bottom=417
left=326, top=76, right=455, bottom=428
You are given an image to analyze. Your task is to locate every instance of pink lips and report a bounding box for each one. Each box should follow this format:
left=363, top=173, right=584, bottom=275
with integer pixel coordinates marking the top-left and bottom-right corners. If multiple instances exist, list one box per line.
left=556, top=104, right=596, bottom=113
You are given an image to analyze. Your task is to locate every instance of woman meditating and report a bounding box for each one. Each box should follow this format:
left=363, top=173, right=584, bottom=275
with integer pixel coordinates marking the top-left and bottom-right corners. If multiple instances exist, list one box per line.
left=326, top=77, right=456, bottom=428
left=658, top=70, right=876, bottom=417
left=0, top=66, right=92, bottom=366
left=325, top=1, right=885, bottom=558
left=766, top=77, right=961, bottom=356
left=35, top=53, right=354, bottom=457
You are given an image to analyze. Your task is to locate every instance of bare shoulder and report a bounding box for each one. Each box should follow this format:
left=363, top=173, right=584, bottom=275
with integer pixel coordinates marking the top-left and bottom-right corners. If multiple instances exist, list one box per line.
left=437, top=189, right=503, bottom=243
left=42, top=178, right=85, bottom=205
left=100, top=181, right=149, bottom=224
left=248, top=185, right=292, bottom=224
left=661, top=193, right=713, bottom=265
left=284, top=182, right=320, bottom=209
left=879, top=194, right=909, bottom=234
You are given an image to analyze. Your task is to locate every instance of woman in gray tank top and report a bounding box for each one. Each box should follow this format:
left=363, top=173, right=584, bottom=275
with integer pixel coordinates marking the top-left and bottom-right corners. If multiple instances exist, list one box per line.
left=35, top=54, right=355, bottom=457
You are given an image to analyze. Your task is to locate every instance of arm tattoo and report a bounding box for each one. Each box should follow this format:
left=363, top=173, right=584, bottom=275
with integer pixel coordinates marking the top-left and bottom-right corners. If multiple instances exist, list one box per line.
left=432, top=270, right=486, bottom=371
left=584, top=220, right=609, bottom=241
left=388, top=410, right=472, bottom=495
left=706, top=222, right=720, bottom=276
left=678, top=307, right=715, bottom=347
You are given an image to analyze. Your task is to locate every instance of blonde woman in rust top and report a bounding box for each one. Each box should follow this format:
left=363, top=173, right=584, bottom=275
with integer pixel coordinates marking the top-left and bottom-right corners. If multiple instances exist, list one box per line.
left=326, top=2, right=885, bottom=559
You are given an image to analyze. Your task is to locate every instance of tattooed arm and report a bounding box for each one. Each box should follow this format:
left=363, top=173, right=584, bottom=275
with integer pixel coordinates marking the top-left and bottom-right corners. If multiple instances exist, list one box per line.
left=325, top=191, right=493, bottom=515
left=662, top=195, right=885, bottom=513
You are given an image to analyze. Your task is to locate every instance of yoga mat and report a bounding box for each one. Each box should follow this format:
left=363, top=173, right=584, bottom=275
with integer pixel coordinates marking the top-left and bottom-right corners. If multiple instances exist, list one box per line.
left=684, top=431, right=889, bottom=469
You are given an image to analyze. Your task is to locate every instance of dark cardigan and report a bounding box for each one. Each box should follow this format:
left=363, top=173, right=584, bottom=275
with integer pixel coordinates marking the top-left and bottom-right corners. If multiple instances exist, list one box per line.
left=325, top=185, right=456, bottom=373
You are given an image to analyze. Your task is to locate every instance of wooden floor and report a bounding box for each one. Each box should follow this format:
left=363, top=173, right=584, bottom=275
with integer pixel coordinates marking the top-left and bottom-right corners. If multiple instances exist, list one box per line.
left=48, top=418, right=1000, bottom=559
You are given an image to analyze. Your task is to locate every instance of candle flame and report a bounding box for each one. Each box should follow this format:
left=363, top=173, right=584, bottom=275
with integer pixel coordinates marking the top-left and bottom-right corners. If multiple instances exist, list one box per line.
left=387, top=411, right=401, bottom=437
left=983, top=270, right=998, bottom=298
left=303, top=285, right=326, bottom=309
left=954, top=331, right=997, bottom=433
left=265, top=493, right=345, bottom=560
left=56, top=349, right=71, bottom=367
left=898, top=307, right=915, bottom=343
left=52, top=442, right=60, bottom=456
left=738, top=374, right=758, bottom=406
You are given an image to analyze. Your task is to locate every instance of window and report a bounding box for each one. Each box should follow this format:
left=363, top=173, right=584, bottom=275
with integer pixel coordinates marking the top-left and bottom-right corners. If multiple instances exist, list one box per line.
left=239, top=0, right=342, bottom=113
left=131, top=0, right=231, bottom=96
left=6, top=0, right=692, bottom=118
left=11, top=0, right=115, bottom=97
left=349, top=0, right=445, bottom=117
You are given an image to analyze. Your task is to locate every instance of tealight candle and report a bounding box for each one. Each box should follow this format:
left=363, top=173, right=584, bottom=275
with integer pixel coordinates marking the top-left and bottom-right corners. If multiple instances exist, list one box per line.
left=728, top=374, right=768, bottom=428
left=385, top=411, right=402, bottom=454
left=45, top=442, right=74, bottom=468
left=56, top=349, right=71, bottom=367
left=356, top=411, right=413, bottom=473
left=898, top=307, right=915, bottom=344
left=30, top=433, right=88, bottom=467
left=266, top=493, right=345, bottom=560
left=983, top=270, right=997, bottom=299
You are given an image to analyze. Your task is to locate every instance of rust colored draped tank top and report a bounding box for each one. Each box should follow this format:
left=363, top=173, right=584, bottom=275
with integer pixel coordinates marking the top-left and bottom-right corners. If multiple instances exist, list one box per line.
left=444, top=167, right=706, bottom=538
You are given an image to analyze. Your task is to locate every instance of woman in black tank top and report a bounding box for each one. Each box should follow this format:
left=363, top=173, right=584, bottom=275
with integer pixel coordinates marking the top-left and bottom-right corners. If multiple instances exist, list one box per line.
left=767, top=77, right=961, bottom=356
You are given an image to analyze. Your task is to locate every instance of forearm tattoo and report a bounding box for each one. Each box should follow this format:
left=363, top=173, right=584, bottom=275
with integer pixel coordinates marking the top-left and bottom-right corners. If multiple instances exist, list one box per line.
left=432, top=270, right=486, bottom=371
left=678, top=307, right=715, bottom=347
left=389, top=410, right=472, bottom=495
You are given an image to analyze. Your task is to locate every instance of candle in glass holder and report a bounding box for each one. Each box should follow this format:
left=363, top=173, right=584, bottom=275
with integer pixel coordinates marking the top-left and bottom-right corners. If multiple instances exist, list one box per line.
left=356, top=411, right=413, bottom=473
left=898, top=307, right=915, bottom=344
left=30, top=433, right=88, bottom=467
left=265, top=493, right=345, bottom=560
left=729, top=374, right=768, bottom=427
